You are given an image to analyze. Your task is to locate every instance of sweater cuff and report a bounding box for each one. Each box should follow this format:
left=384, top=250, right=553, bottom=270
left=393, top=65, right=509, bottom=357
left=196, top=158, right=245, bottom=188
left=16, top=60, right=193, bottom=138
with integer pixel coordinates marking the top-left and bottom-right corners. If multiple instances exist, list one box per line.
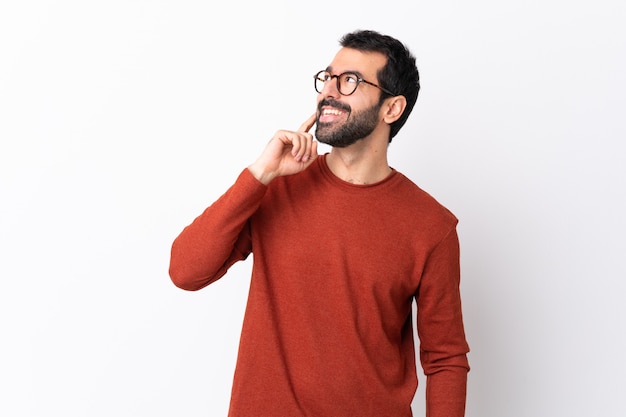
left=242, top=167, right=268, bottom=187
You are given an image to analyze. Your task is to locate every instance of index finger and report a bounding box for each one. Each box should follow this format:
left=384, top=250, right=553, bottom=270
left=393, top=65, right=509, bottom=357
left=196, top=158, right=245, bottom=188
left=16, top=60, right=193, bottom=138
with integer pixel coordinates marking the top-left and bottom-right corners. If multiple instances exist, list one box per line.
left=298, top=113, right=317, bottom=133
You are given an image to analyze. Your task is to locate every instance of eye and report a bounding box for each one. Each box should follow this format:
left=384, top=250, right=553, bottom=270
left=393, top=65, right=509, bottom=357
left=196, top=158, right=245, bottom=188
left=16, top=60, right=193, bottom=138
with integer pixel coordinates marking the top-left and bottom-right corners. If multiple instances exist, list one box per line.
left=342, top=73, right=359, bottom=84
left=321, top=72, right=332, bottom=81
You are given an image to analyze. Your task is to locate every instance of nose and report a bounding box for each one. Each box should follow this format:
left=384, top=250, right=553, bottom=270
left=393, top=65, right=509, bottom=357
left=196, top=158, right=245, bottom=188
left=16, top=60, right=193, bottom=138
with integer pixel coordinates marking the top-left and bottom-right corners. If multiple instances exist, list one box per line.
left=319, top=75, right=341, bottom=98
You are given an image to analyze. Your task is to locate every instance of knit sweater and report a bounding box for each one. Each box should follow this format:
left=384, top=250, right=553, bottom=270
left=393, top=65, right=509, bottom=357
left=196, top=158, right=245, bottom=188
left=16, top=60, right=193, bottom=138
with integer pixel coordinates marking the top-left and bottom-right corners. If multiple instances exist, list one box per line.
left=169, top=154, right=470, bottom=417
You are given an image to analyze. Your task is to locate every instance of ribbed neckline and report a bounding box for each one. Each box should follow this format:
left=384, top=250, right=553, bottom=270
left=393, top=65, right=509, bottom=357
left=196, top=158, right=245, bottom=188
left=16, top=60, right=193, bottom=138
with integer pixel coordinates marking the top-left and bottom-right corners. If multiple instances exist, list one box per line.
left=316, top=153, right=399, bottom=192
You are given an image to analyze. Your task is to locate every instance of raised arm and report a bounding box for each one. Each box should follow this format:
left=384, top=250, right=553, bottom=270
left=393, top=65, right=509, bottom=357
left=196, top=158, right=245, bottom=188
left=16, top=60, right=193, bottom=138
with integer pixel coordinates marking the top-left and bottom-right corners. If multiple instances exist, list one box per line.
left=169, top=114, right=319, bottom=291
left=168, top=169, right=267, bottom=291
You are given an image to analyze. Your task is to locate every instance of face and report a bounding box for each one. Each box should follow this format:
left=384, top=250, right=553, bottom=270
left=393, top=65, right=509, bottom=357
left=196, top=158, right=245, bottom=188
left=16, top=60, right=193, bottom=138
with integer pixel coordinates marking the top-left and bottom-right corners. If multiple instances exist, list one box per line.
left=314, top=48, right=388, bottom=148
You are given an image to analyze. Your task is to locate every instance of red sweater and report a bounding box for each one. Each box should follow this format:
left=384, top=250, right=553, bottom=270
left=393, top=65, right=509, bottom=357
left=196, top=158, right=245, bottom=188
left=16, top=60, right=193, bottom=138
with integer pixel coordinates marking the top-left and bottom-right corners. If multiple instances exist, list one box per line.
left=170, top=155, right=470, bottom=417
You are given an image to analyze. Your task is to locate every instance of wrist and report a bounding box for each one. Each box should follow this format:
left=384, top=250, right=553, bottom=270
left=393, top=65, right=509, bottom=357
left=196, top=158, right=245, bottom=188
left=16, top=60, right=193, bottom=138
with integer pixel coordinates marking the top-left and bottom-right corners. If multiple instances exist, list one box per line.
left=247, top=162, right=276, bottom=185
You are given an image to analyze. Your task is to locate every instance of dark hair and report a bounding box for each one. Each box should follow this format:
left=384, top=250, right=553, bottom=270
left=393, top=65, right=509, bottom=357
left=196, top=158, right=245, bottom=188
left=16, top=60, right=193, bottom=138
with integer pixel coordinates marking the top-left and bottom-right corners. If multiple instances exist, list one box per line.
left=339, top=30, right=420, bottom=142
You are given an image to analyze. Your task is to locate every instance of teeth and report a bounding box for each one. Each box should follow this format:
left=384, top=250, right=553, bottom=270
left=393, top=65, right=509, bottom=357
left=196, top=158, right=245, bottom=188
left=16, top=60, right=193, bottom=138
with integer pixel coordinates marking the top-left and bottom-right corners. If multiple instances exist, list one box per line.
left=322, top=108, right=343, bottom=115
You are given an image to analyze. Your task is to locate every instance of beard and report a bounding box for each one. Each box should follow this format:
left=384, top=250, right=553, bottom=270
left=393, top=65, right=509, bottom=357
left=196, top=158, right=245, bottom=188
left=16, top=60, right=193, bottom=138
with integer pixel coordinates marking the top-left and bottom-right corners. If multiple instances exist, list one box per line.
left=315, top=98, right=381, bottom=148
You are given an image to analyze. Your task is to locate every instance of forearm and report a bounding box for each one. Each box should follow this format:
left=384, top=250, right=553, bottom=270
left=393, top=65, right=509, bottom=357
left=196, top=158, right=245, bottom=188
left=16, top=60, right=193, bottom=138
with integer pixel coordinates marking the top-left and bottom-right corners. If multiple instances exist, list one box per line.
left=169, top=169, right=267, bottom=290
left=426, top=368, right=468, bottom=417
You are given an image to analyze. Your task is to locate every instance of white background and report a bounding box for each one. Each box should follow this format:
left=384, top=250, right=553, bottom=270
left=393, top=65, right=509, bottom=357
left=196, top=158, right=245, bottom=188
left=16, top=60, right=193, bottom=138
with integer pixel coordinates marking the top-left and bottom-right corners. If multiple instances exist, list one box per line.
left=1, top=1, right=625, bottom=416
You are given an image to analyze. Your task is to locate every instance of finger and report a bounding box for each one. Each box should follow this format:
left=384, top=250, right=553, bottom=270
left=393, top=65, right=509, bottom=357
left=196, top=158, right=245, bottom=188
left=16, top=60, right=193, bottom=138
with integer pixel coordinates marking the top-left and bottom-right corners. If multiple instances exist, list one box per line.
left=301, top=139, right=320, bottom=163
left=293, top=134, right=313, bottom=162
left=297, top=135, right=312, bottom=161
left=290, top=133, right=304, bottom=158
left=310, top=140, right=319, bottom=158
left=298, top=113, right=317, bottom=133
left=303, top=136, right=315, bottom=162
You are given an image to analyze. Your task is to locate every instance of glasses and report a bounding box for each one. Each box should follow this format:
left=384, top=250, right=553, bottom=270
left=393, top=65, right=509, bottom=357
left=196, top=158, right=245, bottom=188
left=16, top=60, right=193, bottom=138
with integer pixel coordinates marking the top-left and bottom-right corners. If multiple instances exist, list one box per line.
left=313, top=70, right=396, bottom=96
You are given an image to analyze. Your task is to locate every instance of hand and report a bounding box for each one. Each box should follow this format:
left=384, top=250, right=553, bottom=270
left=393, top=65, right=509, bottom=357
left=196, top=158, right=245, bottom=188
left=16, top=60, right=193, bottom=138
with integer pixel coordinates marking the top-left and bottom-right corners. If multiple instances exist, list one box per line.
left=248, top=113, right=318, bottom=185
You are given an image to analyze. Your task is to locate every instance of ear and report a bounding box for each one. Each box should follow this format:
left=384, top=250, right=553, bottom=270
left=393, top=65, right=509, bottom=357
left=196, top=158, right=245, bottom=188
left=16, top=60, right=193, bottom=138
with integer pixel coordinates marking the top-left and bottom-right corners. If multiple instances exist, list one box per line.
left=382, top=96, right=407, bottom=124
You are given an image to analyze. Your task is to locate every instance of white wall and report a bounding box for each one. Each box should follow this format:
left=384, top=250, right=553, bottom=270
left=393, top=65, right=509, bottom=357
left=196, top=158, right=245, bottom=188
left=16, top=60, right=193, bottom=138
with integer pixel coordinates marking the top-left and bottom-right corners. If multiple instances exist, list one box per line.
left=1, top=1, right=624, bottom=416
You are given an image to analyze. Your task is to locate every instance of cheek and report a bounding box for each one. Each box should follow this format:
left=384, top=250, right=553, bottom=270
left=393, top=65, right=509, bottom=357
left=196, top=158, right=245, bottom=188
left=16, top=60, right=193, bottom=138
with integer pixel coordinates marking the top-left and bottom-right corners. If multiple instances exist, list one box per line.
left=355, top=94, right=380, bottom=111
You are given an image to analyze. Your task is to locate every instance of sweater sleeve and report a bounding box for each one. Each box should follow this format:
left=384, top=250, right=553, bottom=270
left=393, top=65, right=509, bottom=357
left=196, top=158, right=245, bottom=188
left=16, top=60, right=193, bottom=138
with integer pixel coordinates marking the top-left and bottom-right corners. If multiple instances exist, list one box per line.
left=169, top=169, right=268, bottom=291
left=416, top=226, right=470, bottom=417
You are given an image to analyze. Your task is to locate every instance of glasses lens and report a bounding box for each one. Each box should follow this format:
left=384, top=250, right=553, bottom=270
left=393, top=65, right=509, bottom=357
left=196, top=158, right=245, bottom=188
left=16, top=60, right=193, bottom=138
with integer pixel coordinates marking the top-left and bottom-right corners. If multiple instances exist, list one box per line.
left=338, top=73, right=359, bottom=95
left=314, top=71, right=330, bottom=93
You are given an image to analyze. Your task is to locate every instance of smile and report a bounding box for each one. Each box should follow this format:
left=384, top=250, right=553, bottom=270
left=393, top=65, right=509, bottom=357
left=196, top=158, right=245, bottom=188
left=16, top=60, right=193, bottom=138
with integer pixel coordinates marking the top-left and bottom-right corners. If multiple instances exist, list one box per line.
left=322, top=108, right=344, bottom=116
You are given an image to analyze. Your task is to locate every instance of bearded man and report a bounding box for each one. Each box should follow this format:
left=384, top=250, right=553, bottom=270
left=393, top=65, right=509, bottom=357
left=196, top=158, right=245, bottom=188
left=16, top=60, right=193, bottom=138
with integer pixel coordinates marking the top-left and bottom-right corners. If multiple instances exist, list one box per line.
left=169, top=29, right=470, bottom=417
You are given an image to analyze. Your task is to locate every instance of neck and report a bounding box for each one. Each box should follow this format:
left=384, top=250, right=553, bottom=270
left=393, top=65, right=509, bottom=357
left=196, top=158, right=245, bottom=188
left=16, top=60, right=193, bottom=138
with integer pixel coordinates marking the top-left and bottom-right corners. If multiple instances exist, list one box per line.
left=326, top=138, right=391, bottom=185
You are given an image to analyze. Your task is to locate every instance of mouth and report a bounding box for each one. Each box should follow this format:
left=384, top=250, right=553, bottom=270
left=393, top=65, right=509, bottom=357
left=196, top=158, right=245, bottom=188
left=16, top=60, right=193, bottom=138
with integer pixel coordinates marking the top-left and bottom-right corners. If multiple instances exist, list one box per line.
left=318, top=100, right=350, bottom=124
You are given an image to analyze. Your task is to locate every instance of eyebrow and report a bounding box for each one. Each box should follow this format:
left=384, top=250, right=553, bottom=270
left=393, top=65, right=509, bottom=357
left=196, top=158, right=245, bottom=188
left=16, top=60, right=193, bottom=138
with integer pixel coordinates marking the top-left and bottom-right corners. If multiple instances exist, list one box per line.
left=325, top=66, right=365, bottom=78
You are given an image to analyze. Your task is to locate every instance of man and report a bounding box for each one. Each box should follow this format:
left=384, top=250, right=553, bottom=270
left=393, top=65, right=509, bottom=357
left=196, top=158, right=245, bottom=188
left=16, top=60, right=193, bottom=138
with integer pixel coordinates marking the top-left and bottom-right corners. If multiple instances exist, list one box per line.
left=169, top=30, right=470, bottom=417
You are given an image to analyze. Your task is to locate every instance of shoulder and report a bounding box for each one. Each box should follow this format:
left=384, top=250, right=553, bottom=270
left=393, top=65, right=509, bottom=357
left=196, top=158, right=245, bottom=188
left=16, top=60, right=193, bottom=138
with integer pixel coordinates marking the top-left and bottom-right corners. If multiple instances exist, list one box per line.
left=390, top=171, right=458, bottom=229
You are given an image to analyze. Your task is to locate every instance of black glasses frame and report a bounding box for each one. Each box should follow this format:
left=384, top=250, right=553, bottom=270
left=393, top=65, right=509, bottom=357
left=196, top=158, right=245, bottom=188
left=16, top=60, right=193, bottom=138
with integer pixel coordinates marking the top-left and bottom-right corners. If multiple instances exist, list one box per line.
left=314, top=70, right=396, bottom=97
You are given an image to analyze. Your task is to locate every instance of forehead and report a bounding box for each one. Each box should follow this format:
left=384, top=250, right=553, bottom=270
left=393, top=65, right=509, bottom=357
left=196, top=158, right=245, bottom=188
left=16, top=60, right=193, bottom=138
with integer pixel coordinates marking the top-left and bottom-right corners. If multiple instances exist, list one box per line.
left=327, top=47, right=387, bottom=79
